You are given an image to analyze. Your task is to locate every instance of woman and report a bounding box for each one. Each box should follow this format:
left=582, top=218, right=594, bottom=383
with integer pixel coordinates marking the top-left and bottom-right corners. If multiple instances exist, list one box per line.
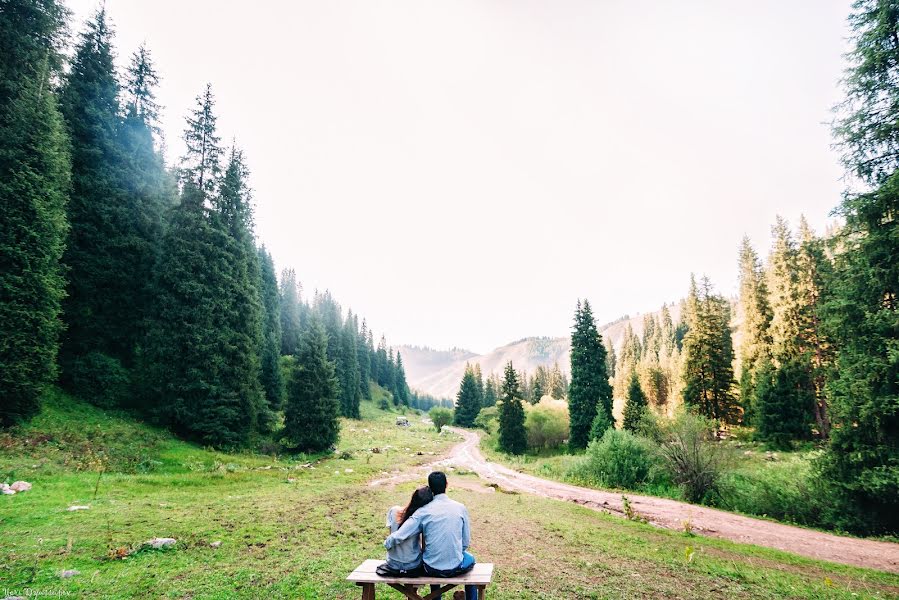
left=383, top=486, right=433, bottom=574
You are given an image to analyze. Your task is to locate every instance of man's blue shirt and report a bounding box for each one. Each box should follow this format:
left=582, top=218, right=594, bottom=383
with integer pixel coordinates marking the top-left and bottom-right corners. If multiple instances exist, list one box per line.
left=383, top=493, right=470, bottom=570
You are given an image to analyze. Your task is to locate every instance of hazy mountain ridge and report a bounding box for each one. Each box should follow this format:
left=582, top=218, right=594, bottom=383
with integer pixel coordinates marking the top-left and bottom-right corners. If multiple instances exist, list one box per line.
left=401, top=303, right=682, bottom=399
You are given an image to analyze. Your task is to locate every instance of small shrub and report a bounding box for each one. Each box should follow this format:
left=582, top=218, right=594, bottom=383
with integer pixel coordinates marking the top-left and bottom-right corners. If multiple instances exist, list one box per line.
left=429, top=407, right=453, bottom=433
left=474, top=406, right=498, bottom=432
left=68, top=352, right=130, bottom=409
left=588, top=409, right=613, bottom=442
left=570, top=429, right=658, bottom=490
left=719, top=454, right=822, bottom=525
left=525, top=400, right=569, bottom=450
left=378, top=398, right=390, bottom=410
left=657, top=411, right=728, bottom=503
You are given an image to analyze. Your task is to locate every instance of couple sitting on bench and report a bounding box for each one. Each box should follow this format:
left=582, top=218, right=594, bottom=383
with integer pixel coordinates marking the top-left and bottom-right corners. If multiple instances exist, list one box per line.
left=382, top=471, right=478, bottom=600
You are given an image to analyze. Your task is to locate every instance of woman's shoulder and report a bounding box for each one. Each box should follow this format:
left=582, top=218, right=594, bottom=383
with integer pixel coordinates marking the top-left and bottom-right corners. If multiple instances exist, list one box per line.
left=386, top=505, right=403, bottom=522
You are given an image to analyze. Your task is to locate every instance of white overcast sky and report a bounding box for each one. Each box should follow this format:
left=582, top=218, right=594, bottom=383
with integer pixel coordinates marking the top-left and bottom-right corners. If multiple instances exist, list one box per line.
left=66, top=0, right=851, bottom=354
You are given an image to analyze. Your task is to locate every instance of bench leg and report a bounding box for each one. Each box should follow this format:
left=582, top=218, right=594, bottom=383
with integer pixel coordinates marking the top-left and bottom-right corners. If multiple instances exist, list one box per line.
left=477, top=585, right=486, bottom=600
left=359, top=582, right=375, bottom=600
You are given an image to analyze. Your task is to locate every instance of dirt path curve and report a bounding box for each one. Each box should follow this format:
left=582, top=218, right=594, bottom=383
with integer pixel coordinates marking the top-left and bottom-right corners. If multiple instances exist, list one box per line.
left=371, top=427, right=899, bottom=574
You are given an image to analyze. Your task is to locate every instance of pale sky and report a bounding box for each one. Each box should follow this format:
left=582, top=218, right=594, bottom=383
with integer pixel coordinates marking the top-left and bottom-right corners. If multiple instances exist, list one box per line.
left=67, top=0, right=851, bottom=354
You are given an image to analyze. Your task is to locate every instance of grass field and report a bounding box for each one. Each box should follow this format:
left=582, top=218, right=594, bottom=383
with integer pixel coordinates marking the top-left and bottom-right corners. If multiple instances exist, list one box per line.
left=2, top=392, right=898, bottom=599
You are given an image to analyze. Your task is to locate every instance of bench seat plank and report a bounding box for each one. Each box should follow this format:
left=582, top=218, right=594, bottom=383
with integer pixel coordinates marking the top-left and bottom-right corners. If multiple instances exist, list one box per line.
left=348, top=559, right=493, bottom=585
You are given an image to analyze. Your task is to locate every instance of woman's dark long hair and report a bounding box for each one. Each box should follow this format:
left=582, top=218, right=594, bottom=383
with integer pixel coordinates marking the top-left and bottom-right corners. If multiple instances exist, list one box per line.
left=398, top=486, right=434, bottom=527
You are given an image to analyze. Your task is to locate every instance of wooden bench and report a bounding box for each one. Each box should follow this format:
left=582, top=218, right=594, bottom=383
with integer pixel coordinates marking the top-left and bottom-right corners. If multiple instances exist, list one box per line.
left=347, top=559, right=494, bottom=600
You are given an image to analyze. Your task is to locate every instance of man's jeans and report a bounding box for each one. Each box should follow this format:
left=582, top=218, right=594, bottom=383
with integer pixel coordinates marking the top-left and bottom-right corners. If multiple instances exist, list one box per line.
left=426, top=552, right=476, bottom=600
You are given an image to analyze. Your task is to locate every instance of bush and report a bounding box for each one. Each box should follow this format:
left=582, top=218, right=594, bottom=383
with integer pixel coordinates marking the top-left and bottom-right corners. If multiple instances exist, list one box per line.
left=429, top=407, right=453, bottom=433
left=570, top=429, right=658, bottom=490
left=588, top=409, right=613, bottom=442
left=525, top=400, right=569, bottom=451
left=657, top=411, right=728, bottom=503
left=719, top=455, right=822, bottom=525
left=68, top=352, right=130, bottom=409
left=474, top=406, right=498, bottom=432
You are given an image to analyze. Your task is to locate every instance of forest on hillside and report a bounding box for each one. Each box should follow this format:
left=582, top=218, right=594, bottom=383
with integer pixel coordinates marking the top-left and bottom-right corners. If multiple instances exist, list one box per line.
left=0, top=1, right=435, bottom=452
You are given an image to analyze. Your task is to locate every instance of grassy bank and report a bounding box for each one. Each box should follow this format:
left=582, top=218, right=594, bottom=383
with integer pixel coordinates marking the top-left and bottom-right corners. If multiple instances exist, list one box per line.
left=1, top=393, right=897, bottom=598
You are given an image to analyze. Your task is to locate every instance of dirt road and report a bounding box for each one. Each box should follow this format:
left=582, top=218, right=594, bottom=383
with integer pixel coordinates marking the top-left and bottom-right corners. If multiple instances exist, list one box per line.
left=371, top=427, right=899, bottom=574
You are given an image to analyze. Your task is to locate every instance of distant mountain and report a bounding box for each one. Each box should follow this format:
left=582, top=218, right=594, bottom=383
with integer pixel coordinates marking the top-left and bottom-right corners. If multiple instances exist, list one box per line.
left=400, top=304, right=681, bottom=399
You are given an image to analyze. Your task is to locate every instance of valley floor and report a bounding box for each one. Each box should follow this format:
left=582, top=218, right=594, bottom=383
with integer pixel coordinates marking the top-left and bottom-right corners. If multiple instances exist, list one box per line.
left=425, top=428, right=899, bottom=574
left=2, top=395, right=898, bottom=599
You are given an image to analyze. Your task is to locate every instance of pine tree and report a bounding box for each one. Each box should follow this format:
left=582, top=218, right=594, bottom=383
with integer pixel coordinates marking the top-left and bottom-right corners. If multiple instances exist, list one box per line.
left=549, top=363, right=568, bottom=399
left=681, top=275, right=738, bottom=422
left=474, top=363, right=485, bottom=406
left=754, top=357, right=813, bottom=449
left=820, top=0, right=899, bottom=532
left=568, top=300, right=613, bottom=450
left=357, top=319, right=372, bottom=398
left=395, top=351, right=410, bottom=406
left=737, top=236, right=772, bottom=425
left=0, top=0, right=70, bottom=426
left=796, top=218, right=832, bottom=437
left=140, top=93, right=259, bottom=447
left=519, top=368, right=531, bottom=403
left=483, top=375, right=498, bottom=407
left=622, top=371, right=648, bottom=432
left=376, top=336, right=389, bottom=388
left=118, top=44, right=172, bottom=373
left=386, top=347, right=398, bottom=404
left=339, top=313, right=361, bottom=419
left=367, top=328, right=378, bottom=387
left=279, top=268, right=302, bottom=355
left=454, top=365, right=481, bottom=427
left=58, top=9, right=135, bottom=380
left=210, top=147, right=267, bottom=430
left=531, top=376, right=545, bottom=404
left=283, top=320, right=340, bottom=452
left=257, top=246, right=283, bottom=413
left=764, top=217, right=815, bottom=439
left=497, top=362, right=527, bottom=454
left=180, top=83, right=222, bottom=195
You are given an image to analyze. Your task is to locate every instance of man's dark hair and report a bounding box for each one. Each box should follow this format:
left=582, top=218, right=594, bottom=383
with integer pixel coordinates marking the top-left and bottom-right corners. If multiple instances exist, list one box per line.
left=428, top=471, right=447, bottom=495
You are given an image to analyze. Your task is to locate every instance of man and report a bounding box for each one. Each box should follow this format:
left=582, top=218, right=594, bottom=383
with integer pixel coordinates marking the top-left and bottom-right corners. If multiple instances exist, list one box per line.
left=384, top=471, right=477, bottom=600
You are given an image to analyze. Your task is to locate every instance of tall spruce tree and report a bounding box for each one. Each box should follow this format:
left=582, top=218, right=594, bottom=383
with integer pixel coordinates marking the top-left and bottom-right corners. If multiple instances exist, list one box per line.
left=0, top=0, right=70, bottom=426
left=531, top=375, right=545, bottom=404
left=622, top=371, right=648, bottom=433
left=358, top=319, right=372, bottom=398
left=819, top=0, right=899, bottom=533
left=180, top=83, right=222, bottom=196
left=796, top=218, right=832, bottom=437
left=367, top=328, right=378, bottom=388
left=279, top=268, right=302, bottom=355
left=283, top=320, right=340, bottom=452
left=118, top=44, right=171, bottom=376
left=568, top=299, right=613, bottom=450
left=211, top=147, right=267, bottom=431
left=737, top=236, right=772, bottom=424
left=395, top=351, right=409, bottom=406
left=140, top=89, right=259, bottom=447
left=386, top=347, right=398, bottom=404
left=764, top=218, right=815, bottom=439
left=58, top=9, right=136, bottom=381
left=754, top=357, right=813, bottom=449
left=339, top=313, right=361, bottom=419
left=483, top=375, right=498, bottom=407
left=257, top=246, right=283, bottom=413
left=454, top=365, right=481, bottom=427
left=681, top=275, right=738, bottom=422
left=497, top=362, right=527, bottom=454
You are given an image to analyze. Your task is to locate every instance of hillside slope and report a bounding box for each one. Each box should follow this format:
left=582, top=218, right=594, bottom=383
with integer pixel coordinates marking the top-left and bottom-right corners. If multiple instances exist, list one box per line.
left=402, top=304, right=682, bottom=399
